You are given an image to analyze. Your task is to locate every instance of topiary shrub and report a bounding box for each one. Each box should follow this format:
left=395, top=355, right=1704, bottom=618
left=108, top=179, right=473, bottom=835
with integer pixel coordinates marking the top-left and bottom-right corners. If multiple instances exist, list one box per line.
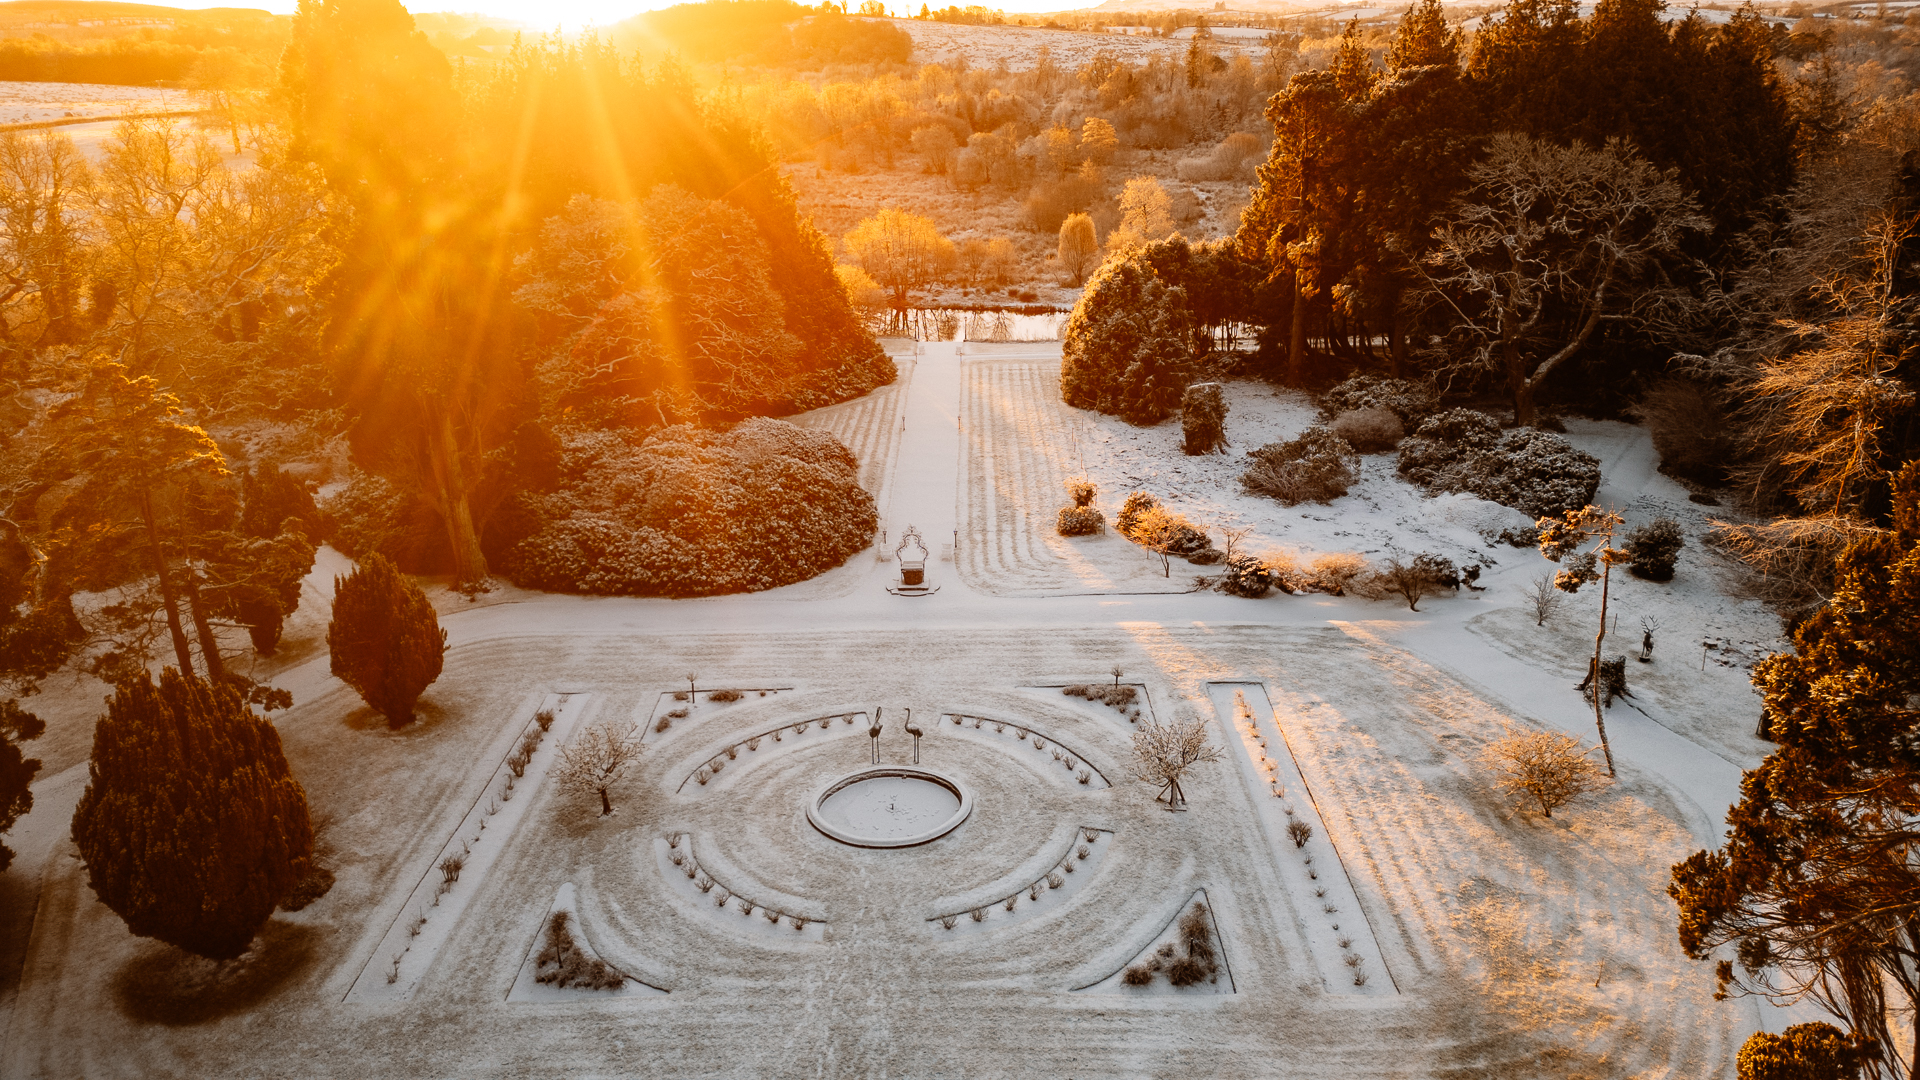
left=534, top=910, right=624, bottom=990
left=328, top=553, right=447, bottom=728
left=1180, top=382, right=1228, bottom=455
left=505, top=419, right=876, bottom=598
left=1624, top=517, right=1685, bottom=581
left=71, top=669, right=314, bottom=960
left=1397, top=410, right=1600, bottom=519
left=1328, top=408, right=1404, bottom=453
left=1241, top=427, right=1361, bottom=505
left=1057, top=507, right=1105, bottom=536
left=1056, top=478, right=1105, bottom=536
left=1060, top=255, right=1194, bottom=426
left=1320, top=375, right=1439, bottom=425
left=1736, top=1022, right=1867, bottom=1080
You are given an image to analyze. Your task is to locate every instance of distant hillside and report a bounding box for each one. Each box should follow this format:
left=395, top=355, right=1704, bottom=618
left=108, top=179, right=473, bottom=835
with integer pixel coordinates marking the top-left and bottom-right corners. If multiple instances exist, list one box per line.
left=0, top=0, right=287, bottom=86
left=606, top=2, right=913, bottom=67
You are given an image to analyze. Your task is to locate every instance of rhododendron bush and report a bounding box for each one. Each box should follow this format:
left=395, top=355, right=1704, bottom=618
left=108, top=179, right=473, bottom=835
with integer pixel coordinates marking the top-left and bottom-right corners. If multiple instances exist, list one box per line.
left=506, top=419, right=876, bottom=596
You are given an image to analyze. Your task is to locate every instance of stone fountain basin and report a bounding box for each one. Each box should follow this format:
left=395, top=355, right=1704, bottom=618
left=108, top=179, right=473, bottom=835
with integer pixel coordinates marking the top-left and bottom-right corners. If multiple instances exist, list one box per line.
left=807, top=767, right=973, bottom=848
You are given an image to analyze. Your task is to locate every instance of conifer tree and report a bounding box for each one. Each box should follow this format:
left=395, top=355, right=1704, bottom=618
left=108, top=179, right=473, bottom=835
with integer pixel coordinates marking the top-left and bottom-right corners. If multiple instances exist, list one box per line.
left=327, top=554, right=446, bottom=728
left=1670, top=463, right=1920, bottom=1079
left=0, top=700, right=43, bottom=873
left=70, top=670, right=313, bottom=960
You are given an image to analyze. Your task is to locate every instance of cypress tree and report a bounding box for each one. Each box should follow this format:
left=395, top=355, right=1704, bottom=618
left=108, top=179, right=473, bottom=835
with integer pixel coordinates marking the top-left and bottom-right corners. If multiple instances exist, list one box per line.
left=71, top=670, right=313, bottom=960
left=327, top=553, right=446, bottom=728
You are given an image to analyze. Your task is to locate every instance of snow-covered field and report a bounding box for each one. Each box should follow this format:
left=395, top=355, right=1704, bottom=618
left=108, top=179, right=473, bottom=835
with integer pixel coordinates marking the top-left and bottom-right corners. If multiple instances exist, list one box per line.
left=899, top=19, right=1260, bottom=70
left=0, top=340, right=1801, bottom=1076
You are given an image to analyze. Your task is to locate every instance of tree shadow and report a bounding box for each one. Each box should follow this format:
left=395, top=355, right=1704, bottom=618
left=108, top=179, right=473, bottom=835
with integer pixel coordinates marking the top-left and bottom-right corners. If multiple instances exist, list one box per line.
left=340, top=695, right=447, bottom=733
left=112, top=919, right=318, bottom=1026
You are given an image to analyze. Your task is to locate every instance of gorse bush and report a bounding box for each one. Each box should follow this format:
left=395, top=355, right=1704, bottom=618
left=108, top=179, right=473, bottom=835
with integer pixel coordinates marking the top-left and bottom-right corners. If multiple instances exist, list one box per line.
left=1396, top=410, right=1600, bottom=518
left=1320, top=375, right=1439, bottom=425
left=1625, top=517, right=1685, bottom=581
left=1215, top=553, right=1277, bottom=598
left=1241, top=427, right=1361, bottom=505
left=507, top=419, right=875, bottom=597
left=1329, top=408, right=1404, bottom=453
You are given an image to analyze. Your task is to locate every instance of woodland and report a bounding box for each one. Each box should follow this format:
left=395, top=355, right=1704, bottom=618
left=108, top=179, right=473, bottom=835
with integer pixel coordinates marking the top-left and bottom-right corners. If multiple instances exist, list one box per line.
left=0, top=0, right=1915, bottom=1076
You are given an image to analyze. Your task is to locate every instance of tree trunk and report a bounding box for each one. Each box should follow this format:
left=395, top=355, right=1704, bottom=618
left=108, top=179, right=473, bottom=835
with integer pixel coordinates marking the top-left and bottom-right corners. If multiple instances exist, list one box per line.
left=1288, top=275, right=1308, bottom=386
left=138, top=490, right=196, bottom=676
left=1591, top=559, right=1617, bottom=777
left=1504, top=333, right=1537, bottom=427
left=181, top=565, right=228, bottom=684
left=599, top=787, right=612, bottom=816
left=430, top=409, right=488, bottom=588
left=1387, top=292, right=1406, bottom=379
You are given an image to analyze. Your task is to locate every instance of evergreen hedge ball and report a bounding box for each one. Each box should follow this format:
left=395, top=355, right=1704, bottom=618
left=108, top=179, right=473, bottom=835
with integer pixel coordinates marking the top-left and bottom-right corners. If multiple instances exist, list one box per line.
left=328, top=553, right=446, bottom=728
left=1625, top=517, right=1685, bottom=581
left=1059, top=256, right=1193, bottom=426
left=508, top=419, right=876, bottom=598
left=71, top=670, right=313, bottom=960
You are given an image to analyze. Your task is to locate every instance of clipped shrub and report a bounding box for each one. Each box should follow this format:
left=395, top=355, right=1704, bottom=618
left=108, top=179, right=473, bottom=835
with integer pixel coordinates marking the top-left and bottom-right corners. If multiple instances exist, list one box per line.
left=1242, top=427, right=1360, bottom=506
left=1643, top=378, right=1738, bottom=486
left=1121, top=965, right=1155, bottom=986
left=505, top=419, right=876, bottom=598
left=71, top=670, right=314, bottom=960
left=1320, top=375, right=1439, bottom=425
left=1180, top=382, right=1229, bottom=455
left=1397, top=410, right=1600, bottom=519
left=1057, top=478, right=1105, bottom=536
left=1624, top=517, right=1685, bottom=581
left=1187, top=547, right=1226, bottom=565
left=327, top=553, right=446, bottom=728
left=708, top=689, right=743, bottom=703
left=1328, top=408, right=1404, bottom=453
left=1057, top=507, right=1104, bottom=536
left=1060, top=255, right=1193, bottom=425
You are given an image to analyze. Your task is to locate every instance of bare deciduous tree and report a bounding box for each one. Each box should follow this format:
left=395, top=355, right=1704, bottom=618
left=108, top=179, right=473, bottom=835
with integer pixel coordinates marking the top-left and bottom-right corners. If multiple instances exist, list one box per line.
left=556, top=719, right=644, bottom=816
left=1418, top=133, right=1709, bottom=426
left=1484, top=729, right=1609, bottom=818
left=1129, top=715, right=1223, bottom=809
left=843, top=208, right=955, bottom=325
left=1524, top=571, right=1565, bottom=626
left=1057, top=212, right=1099, bottom=286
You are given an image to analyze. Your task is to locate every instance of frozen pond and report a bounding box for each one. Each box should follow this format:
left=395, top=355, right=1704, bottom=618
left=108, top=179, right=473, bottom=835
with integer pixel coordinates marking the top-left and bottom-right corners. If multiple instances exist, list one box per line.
left=809, top=768, right=971, bottom=847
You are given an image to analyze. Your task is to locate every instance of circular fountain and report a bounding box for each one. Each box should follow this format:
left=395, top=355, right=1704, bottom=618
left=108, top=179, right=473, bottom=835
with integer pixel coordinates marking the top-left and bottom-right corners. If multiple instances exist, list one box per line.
left=807, top=767, right=973, bottom=848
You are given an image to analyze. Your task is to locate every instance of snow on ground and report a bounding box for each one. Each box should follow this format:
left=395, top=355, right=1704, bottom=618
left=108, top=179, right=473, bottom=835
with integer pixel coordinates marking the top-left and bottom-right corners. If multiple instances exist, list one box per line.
left=898, top=18, right=1259, bottom=70
left=0, top=81, right=184, bottom=126
left=0, top=338, right=1807, bottom=1076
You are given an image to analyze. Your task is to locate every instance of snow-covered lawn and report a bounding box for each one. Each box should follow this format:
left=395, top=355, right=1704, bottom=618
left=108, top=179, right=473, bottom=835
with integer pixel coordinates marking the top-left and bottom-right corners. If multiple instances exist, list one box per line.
left=0, top=339, right=1799, bottom=1076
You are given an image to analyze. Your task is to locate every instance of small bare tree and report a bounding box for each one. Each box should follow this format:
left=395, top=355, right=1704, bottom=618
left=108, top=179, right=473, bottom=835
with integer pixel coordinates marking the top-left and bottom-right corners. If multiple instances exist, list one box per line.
left=1129, top=715, right=1223, bottom=809
left=1523, top=572, right=1565, bottom=626
left=1483, top=729, right=1609, bottom=818
left=1376, top=557, right=1451, bottom=611
left=556, top=719, right=644, bottom=816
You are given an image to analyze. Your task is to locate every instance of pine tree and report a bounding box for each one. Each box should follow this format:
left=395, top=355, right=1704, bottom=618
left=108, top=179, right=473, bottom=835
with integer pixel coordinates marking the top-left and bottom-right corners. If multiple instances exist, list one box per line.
left=70, top=670, right=313, bottom=960
left=0, top=700, right=43, bottom=873
left=327, top=554, right=446, bottom=728
left=1669, top=463, right=1920, bottom=1079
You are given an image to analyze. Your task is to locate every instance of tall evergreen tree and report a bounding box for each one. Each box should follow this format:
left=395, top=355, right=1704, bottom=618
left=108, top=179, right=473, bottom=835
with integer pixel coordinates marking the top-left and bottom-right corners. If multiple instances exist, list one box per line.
left=1670, top=463, right=1920, bottom=1080
left=327, top=554, right=445, bottom=728
left=1385, top=0, right=1459, bottom=72
left=71, top=669, right=313, bottom=960
left=0, top=699, right=42, bottom=873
